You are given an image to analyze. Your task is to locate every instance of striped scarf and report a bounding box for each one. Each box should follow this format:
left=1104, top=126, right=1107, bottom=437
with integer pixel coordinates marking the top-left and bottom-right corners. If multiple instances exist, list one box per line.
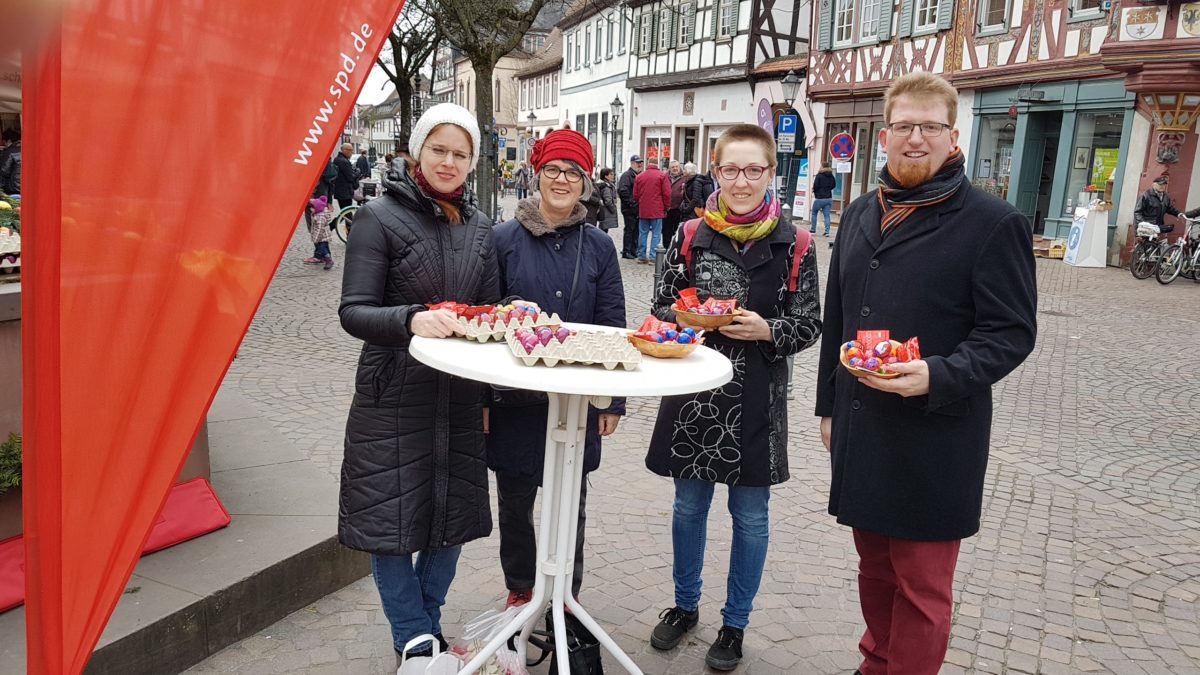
left=702, top=188, right=780, bottom=243
left=877, top=149, right=966, bottom=238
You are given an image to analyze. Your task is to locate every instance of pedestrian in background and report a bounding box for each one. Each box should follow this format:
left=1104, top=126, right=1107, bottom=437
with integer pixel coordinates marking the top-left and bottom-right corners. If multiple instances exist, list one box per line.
left=685, top=162, right=715, bottom=218
left=646, top=123, right=822, bottom=671
left=338, top=103, right=498, bottom=669
left=633, top=157, right=670, bottom=264
left=302, top=195, right=335, bottom=270
left=617, top=154, right=644, bottom=259
left=810, top=161, right=836, bottom=236
left=596, top=167, right=620, bottom=232
left=662, top=160, right=689, bottom=248
left=332, top=142, right=358, bottom=210
left=816, top=71, right=1037, bottom=675
left=487, top=129, right=626, bottom=610
left=514, top=161, right=532, bottom=200
left=0, top=129, right=20, bottom=196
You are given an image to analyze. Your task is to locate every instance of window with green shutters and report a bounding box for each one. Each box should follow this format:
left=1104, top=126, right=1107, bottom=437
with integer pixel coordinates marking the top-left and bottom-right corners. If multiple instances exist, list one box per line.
left=658, top=5, right=674, bottom=53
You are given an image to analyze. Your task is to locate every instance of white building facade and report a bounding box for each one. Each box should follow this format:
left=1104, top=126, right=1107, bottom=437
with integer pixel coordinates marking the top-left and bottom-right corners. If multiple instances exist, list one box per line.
left=558, top=0, right=634, bottom=173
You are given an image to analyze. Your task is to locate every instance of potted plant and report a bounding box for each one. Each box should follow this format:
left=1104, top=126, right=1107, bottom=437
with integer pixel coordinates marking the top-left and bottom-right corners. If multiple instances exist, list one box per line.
left=0, top=433, right=20, bottom=540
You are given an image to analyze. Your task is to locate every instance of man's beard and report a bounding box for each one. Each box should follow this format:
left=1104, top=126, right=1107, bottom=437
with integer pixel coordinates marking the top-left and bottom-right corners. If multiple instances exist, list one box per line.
left=891, top=157, right=936, bottom=188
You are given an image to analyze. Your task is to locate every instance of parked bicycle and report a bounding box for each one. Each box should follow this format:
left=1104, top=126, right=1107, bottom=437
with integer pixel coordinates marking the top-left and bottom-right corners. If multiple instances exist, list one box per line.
left=1154, top=216, right=1200, bottom=285
left=332, top=179, right=380, bottom=244
left=1129, top=221, right=1172, bottom=280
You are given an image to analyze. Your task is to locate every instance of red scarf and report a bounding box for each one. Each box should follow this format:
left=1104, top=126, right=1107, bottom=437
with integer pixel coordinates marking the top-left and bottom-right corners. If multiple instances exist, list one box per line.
left=413, top=165, right=465, bottom=205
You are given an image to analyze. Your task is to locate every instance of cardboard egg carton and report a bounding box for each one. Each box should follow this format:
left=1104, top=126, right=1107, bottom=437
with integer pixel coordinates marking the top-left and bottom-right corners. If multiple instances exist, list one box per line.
left=457, top=312, right=563, bottom=343
left=506, top=330, right=641, bottom=370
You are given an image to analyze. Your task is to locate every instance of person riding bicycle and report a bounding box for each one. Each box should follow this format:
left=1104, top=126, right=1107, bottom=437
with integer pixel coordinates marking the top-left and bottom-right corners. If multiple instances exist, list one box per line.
left=1134, top=176, right=1200, bottom=234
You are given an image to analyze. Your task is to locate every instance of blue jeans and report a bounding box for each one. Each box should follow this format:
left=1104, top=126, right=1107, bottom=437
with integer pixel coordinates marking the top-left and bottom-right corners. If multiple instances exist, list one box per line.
left=637, top=218, right=663, bottom=260
left=810, top=198, right=833, bottom=234
left=517, top=187, right=528, bottom=200
left=371, top=547, right=462, bottom=652
left=671, top=478, right=770, bottom=630
left=313, top=241, right=331, bottom=259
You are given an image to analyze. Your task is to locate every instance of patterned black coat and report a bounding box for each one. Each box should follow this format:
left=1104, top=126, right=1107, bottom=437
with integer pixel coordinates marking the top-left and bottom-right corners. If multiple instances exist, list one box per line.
left=338, top=166, right=499, bottom=555
left=646, top=216, right=822, bottom=486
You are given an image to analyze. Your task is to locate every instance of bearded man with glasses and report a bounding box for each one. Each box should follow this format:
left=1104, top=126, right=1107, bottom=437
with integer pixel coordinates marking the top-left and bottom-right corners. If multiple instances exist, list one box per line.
left=815, top=71, right=1038, bottom=675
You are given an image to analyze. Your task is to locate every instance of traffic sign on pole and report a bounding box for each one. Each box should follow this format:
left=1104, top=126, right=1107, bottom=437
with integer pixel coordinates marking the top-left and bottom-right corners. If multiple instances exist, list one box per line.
left=829, top=132, right=856, bottom=161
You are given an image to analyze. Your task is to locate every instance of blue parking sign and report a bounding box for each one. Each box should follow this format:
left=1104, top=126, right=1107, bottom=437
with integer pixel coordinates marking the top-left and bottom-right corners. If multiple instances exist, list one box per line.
left=777, top=114, right=798, bottom=135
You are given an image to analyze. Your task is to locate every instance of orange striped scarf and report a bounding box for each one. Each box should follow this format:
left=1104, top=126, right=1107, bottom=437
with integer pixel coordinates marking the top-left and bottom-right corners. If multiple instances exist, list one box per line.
left=877, top=148, right=966, bottom=238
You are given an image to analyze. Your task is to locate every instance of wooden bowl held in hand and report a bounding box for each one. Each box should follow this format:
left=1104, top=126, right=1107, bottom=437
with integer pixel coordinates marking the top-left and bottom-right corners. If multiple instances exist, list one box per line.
left=627, top=334, right=702, bottom=359
left=840, top=340, right=903, bottom=379
left=673, top=307, right=741, bottom=330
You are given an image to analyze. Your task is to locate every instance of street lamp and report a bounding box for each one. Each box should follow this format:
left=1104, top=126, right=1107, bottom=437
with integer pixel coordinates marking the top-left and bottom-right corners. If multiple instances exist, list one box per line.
left=609, top=95, right=624, bottom=169
left=781, top=69, right=802, bottom=107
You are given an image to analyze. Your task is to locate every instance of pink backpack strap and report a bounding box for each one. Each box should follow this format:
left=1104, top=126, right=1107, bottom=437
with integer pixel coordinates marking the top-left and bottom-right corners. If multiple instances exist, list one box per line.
left=789, top=228, right=813, bottom=293
left=680, top=218, right=704, bottom=272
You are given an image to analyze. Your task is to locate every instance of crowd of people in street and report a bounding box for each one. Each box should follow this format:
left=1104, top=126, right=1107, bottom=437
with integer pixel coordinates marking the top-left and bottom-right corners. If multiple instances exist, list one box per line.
left=327, top=70, right=1039, bottom=674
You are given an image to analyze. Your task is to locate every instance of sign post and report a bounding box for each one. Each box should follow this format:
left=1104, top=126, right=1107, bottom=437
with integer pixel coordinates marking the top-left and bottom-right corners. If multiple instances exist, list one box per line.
left=775, top=111, right=804, bottom=211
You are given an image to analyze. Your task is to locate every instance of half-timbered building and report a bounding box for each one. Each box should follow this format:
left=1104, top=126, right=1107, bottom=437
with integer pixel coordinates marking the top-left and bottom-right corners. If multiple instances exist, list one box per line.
left=809, top=0, right=1200, bottom=263
left=625, top=0, right=811, bottom=171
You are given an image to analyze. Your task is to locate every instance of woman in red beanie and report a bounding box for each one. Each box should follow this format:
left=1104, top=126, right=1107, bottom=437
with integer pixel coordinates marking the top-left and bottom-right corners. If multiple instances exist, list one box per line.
left=485, top=130, right=627, bottom=609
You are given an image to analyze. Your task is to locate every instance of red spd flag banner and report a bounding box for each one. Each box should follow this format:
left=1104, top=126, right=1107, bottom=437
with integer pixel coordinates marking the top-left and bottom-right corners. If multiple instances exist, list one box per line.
left=23, top=1, right=405, bottom=672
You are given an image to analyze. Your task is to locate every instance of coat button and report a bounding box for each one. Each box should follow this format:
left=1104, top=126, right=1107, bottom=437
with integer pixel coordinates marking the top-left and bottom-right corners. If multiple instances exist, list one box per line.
left=554, top=243, right=562, bottom=250
left=869, top=259, right=880, bottom=270
left=852, top=400, right=862, bottom=411
left=861, top=306, right=871, bottom=317
left=555, top=290, right=563, bottom=298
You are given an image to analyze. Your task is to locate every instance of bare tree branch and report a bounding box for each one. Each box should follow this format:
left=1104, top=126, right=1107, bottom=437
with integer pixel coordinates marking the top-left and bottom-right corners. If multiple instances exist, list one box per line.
left=420, top=0, right=572, bottom=218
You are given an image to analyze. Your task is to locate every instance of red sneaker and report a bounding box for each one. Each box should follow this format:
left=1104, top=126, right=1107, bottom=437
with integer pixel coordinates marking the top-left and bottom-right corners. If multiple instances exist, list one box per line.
left=302, top=256, right=322, bottom=265
left=505, top=590, right=532, bottom=609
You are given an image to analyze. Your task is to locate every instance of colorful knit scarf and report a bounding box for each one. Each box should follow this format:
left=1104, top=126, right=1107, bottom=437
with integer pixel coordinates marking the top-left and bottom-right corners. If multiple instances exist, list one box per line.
left=876, top=148, right=966, bottom=238
left=702, top=189, right=780, bottom=243
left=413, top=164, right=465, bottom=205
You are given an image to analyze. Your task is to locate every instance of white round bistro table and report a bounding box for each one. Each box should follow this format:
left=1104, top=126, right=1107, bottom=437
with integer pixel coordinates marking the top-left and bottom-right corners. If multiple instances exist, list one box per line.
left=410, top=323, right=732, bottom=675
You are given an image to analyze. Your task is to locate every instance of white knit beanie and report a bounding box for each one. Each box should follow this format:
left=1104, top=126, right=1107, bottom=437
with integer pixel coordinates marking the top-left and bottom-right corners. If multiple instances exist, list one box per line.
left=409, top=103, right=482, bottom=172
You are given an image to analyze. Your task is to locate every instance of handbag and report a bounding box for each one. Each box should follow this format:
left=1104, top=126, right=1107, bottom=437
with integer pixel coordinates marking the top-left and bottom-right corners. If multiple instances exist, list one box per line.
left=526, top=608, right=604, bottom=675
left=353, top=186, right=365, bottom=202
left=396, top=634, right=459, bottom=675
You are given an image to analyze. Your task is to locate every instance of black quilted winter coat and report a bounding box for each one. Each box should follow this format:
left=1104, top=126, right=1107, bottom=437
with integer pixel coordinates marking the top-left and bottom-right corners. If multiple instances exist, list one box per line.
left=338, top=164, right=500, bottom=555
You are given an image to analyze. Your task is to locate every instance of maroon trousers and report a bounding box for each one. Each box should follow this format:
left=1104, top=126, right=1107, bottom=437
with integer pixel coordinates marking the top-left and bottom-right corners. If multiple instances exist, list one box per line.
left=853, top=529, right=961, bottom=675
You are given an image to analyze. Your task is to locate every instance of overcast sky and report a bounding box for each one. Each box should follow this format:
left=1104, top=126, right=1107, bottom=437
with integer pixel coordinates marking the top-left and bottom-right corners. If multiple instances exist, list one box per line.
left=357, top=63, right=396, bottom=106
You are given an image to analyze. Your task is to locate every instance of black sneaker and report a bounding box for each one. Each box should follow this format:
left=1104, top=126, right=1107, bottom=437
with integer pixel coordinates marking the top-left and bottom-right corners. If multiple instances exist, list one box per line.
left=650, top=606, right=699, bottom=650
left=705, top=625, right=744, bottom=671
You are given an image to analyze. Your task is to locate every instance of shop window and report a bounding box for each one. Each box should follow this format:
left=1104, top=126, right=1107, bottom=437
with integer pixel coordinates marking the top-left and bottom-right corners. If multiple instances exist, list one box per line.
left=1067, top=110, right=1124, bottom=209
left=973, top=114, right=1016, bottom=200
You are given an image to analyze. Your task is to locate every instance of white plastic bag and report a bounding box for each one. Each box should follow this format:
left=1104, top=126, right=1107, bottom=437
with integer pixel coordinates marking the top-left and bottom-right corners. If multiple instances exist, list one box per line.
left=447, top=607, right=530, bottom=675
left=397, top=633, right=460, bottom=675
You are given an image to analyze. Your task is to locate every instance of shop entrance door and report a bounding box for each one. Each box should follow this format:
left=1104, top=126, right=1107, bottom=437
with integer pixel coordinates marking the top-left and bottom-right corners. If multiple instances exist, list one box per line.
left=1014, top=111, right=1062, bottom=236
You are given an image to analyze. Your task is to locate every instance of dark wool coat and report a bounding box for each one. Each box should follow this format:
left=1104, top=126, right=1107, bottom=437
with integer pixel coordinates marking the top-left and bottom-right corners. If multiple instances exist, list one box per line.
left=647, top=216, right=823, bottom=486
left=815, top=177, right=1037, bottom=542
left=617, top=168, right=640, bottom=218
left=338, top=165, right=499, bottom=555
left=333, top=153, right=359, bottom=203
left=486, top=198, right=627, bottom=484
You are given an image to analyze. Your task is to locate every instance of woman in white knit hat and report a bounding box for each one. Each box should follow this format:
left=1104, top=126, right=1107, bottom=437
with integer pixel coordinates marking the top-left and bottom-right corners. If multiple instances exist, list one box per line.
left=337, top=102, right=500, bottom=665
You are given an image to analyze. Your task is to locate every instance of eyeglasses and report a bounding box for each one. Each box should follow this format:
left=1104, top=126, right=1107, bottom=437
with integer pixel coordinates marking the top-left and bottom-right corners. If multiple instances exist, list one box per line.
left=425, top=145, right=472, bottom=164
left=542, top=165, right=584, bottom=183
left=886, top=122, right=952, bottom=137
left=714, top=164, right=769, bottom=181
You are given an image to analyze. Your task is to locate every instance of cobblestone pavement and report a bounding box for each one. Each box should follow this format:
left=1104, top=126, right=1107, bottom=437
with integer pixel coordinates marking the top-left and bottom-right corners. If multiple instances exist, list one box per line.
left=189, top=197, right=1200, bottom=674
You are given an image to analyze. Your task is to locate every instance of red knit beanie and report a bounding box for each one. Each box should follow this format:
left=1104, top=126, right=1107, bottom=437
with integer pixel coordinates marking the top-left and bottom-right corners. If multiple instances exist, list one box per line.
left=530, top=129, right=595, bottom=176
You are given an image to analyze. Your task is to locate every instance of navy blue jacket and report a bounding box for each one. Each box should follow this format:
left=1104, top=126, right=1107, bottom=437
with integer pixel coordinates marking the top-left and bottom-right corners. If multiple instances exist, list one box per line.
left=486, top=201, right=628, bottom=483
